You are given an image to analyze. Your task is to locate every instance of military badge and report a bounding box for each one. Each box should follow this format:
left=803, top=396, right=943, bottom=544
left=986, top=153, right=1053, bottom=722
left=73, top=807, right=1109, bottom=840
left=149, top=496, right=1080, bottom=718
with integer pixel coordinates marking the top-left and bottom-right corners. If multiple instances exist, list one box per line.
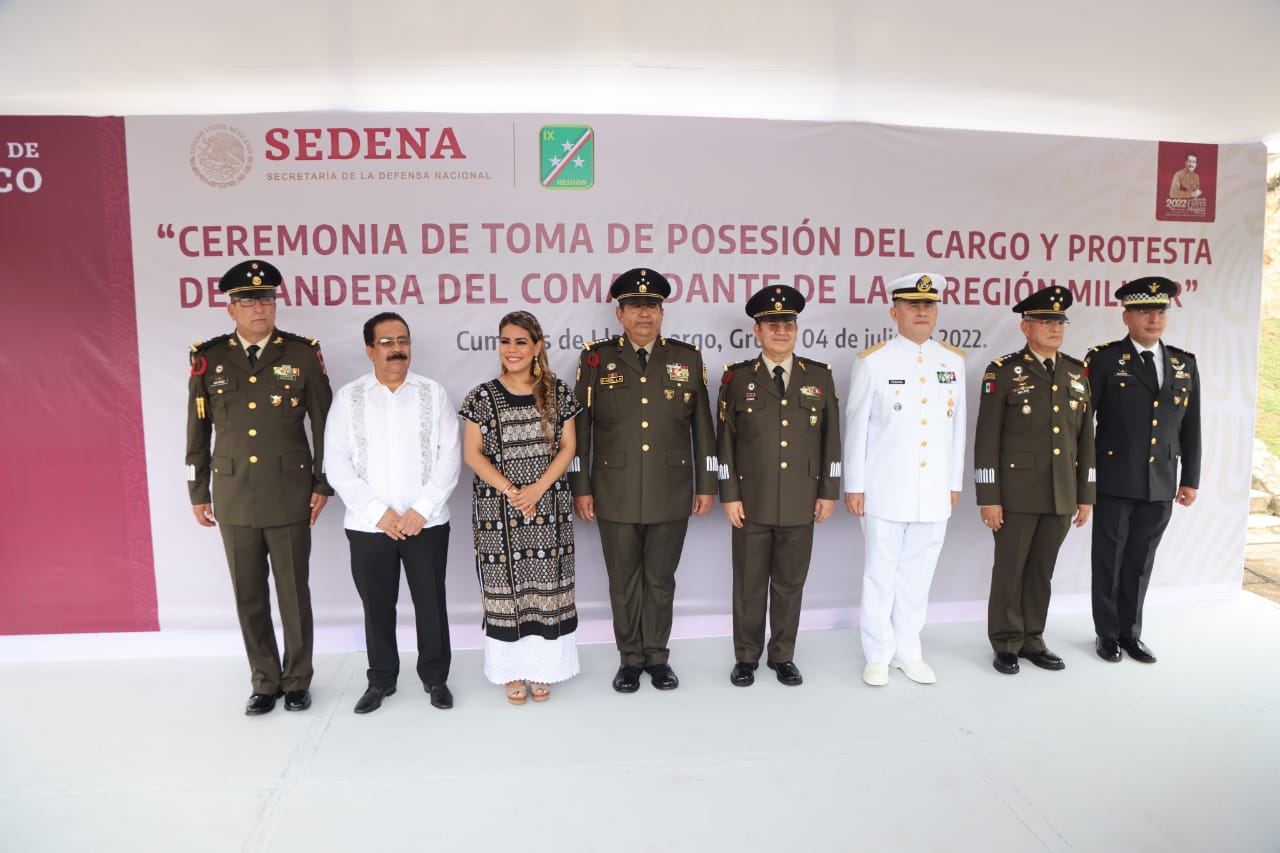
left=291, top=397, right=301, bottom=407
left=586, top=352, right=601, bottom=367
left=1022, top=405, right=1031, bottom=414
left=1070, top=379, right=1086, bottom=394
left=210, top=376, right=229, bottom=389
left=607, top=362, right=617, bottom=370
left=664, top=388, right=675, bottom=400
left=271, top=394, right=283, bottom=407
left=799, top=385, right=822, bottom=398
left=1174, top=396, right=1181, bottom=405
left=666, top=363, right=690, bottom=383
left=190, top=356, right=208, bottom=378
left=894, top=403, right=902, bottom=411
left=809, top=414, right=818, bottom=426
left=936, top=371, right=957, bottom=384
left=274, top=364, right=301, bottom=381
left=683, top=392, right=692, bottom=404
left=600, top=373, right=624, bottom=386
left=215, top=364, right=223, bottom=374
left=748, top=383, right=755, bottom=391
left=1069, top=399, right=1078, bottom=410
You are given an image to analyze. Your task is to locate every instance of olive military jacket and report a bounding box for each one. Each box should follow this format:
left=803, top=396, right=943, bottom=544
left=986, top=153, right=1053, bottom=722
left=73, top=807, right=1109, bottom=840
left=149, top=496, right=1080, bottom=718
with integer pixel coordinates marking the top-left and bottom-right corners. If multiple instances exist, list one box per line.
left=716, top=356, right=842, bottom=527
left=974, top=346, right=1096, bottom=515
left=187, top=329, right=334, bottom=528
left=568, top=335, right=718, bottom=525
left=1085, top=337, right=1201, bottom=502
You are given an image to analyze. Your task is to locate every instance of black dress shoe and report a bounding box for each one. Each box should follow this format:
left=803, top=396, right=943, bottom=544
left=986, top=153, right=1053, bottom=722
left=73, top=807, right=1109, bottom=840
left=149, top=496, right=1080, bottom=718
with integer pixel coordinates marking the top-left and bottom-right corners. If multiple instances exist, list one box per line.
left=766, top=660, right=803, bottom=686
left=1018, top=649, right=1066, bottom=671
left=354, top=685, right=396, bottom=714
left=426, top=683, right=454, bottom=709
left=245, top=690, right=283, bottom=716
left=1096, top=637, right=1122, bottom=662
left=645, top=663, right=680, bottom=690
left=992, top=652, right=1020, bottom=674
left=730, top=662, right=757, bottom=687
left=1120, top=638, right=1157, bottom=664
left=283, top=689, right=311, bottom=711
left=612, top=665, right=642, bottom=693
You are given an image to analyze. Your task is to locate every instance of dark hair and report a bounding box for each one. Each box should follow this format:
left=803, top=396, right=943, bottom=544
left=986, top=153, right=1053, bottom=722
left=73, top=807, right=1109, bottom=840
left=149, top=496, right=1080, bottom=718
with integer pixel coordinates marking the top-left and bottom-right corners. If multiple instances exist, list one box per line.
left=363, top=312, right=409, bottom=346
left=499, top=310, right=556, bottom=441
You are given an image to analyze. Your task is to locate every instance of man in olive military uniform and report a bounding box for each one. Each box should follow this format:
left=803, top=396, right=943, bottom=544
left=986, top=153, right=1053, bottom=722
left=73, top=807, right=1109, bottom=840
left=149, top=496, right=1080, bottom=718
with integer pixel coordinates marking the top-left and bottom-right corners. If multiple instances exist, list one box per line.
left=717, top=285, right=841, bottom=687
left=974, top=285, right=1095, bottom=675
left=570, top=268, right=718, bottom=692
left=187, top=259, right=334, bottom=715
left=1086, top=276, right=1200, bottom=665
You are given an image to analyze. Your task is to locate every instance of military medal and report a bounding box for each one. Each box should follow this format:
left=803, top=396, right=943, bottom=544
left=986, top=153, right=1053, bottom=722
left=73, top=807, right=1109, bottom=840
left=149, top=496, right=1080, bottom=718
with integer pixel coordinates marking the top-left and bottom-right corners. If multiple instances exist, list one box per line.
left=666, top=363, right=690, bottom=383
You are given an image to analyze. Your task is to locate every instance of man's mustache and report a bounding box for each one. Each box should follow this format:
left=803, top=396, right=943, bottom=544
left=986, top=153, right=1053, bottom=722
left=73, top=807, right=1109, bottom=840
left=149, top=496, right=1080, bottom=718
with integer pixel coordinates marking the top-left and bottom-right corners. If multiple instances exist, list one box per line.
left=388, top=353, right=408, bottom=361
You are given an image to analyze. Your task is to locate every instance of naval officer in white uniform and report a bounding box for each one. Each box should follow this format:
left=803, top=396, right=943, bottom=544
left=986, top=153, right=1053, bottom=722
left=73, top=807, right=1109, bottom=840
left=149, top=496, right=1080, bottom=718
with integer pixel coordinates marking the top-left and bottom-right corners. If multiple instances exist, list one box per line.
left=843, top=273, right=967, bottom=686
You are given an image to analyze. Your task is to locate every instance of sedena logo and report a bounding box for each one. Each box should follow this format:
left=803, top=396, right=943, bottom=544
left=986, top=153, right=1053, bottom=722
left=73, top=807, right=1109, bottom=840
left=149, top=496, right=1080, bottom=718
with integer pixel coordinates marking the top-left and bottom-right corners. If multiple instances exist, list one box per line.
left=540, top=125, right=594, bottom=190
left=189, top=124, right=253, bottom=188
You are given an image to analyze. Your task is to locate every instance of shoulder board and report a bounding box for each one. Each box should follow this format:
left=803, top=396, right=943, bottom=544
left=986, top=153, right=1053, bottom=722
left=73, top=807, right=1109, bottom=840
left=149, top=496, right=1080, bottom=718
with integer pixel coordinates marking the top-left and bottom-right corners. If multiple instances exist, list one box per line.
left=1061, top=352, right=1085, bottom=367
left=274, top=329, right=320, bottom=347
left=663, top=336, right=700, bottom=351
left=583, top=336, right=618, bottom=351
left=992, top=350, right=1022, bottom=367
left=190, top=335, right=231, bottom=357
left=795, top=356, right=830, bottom=371
left=1166, top=344, right=1196, bottom=359
left=938, top=340, right=966, bottom=358
left=1087, top=339, right=1124, bottom=355
left=858, top=340, right=889, bottom=359
left=725, top=358, right=753, bottom=372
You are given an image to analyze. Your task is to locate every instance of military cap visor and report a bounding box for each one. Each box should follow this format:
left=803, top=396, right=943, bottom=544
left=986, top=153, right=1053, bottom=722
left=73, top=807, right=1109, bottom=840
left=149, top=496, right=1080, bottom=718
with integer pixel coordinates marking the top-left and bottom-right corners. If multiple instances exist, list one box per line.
left=746, top=284, right=806, bottom=320
left=889, top=272, right=943, bottom=302
left=610, top=268, right=670, bottom=304
left=220, top=259, right=283, bottom=295
left=1013, top=285, right=1073, bottom=320
left=1117, top=276, right=1180, bottom=307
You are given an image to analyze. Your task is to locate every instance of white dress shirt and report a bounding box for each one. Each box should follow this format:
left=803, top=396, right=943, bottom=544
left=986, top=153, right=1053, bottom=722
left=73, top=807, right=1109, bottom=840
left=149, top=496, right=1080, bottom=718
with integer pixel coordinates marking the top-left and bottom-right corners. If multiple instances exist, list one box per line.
left=324, top=370, right=461, bottom=532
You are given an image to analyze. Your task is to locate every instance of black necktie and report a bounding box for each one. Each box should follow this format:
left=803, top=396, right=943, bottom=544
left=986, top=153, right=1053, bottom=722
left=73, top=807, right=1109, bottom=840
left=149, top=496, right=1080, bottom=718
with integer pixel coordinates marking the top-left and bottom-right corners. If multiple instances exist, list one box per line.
left=773, top=365, right=786, bottom=396
left=247, top=344, right=260, bottom=367
left=1043, top=358, right=1053, bottom=375
left=636, top=348, right=648, bottom=371
left=1140, top=350, right=1157, bottom=386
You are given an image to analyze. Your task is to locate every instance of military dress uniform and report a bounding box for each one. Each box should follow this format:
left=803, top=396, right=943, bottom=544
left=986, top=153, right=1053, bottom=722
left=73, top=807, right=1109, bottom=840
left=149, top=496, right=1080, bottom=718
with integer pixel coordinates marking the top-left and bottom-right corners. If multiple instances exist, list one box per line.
left=974, top=287, right=1095, bottom=666
left=843, top=273, right=966, bottom=679
left=717, top=286, right=841, bottom=680
left=1086, top=277, right=1201, bottom=660
left=187, top=261, right=333, bottom=702
left=568, top=269, right=717, bottom=683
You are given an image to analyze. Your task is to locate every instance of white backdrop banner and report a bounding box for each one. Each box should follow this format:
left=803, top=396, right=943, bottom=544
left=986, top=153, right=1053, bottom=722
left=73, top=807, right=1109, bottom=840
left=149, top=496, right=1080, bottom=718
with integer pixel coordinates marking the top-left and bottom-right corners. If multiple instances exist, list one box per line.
left=124, top=113, right=1264, bottom=634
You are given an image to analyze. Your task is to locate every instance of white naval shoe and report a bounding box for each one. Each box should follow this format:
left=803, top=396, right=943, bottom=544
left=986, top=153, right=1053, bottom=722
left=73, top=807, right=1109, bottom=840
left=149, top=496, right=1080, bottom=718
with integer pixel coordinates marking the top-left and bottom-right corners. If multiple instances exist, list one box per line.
left=890, top=659, right=937, bottom=684
left=862, top=662, right=890, bottom=687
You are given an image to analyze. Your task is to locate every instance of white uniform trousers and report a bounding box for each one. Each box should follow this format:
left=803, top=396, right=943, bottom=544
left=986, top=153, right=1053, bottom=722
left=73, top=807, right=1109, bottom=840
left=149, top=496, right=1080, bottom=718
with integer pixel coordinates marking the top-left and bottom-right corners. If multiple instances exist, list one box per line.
left=859, top=514, right=948, bottom=664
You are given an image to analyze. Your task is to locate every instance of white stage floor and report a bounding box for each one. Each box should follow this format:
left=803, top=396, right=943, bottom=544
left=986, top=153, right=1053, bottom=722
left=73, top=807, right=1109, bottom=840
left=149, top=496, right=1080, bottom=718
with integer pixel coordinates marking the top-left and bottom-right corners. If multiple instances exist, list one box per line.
left=2, top=594, right=1279, bottom=853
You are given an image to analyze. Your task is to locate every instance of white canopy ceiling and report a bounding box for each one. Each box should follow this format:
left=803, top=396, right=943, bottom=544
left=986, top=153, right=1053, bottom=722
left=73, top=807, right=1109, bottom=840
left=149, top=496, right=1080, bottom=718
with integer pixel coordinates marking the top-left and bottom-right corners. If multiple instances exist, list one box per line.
left=1, top=0, right=1278, bottom=150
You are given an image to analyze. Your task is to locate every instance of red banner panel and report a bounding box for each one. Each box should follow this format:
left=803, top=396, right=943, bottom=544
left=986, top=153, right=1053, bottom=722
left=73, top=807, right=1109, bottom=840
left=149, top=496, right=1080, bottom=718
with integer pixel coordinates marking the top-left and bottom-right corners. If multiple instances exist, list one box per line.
left=0, top=116, right=156, bottom=634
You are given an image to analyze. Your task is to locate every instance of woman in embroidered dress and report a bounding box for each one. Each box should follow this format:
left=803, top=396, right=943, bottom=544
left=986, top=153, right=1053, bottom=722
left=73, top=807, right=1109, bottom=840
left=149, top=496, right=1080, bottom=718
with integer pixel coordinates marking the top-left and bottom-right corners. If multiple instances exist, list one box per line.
left=460, top=311, right=582, bottom=704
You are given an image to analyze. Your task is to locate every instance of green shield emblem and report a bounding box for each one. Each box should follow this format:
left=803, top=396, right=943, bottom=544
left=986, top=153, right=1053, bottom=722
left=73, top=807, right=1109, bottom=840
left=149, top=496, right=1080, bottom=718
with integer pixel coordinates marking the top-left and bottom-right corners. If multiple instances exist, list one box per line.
left=540, top=125, right=594, bottom=189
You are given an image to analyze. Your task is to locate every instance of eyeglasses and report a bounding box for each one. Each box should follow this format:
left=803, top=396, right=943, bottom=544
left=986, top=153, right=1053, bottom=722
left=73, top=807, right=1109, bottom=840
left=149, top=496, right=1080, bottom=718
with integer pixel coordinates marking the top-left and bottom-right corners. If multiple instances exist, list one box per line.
left=232, top=295, right=276, bottom=307
left=374, top=337, right=412, bottom=348
left=1028, top=318, right=1069, bottom=327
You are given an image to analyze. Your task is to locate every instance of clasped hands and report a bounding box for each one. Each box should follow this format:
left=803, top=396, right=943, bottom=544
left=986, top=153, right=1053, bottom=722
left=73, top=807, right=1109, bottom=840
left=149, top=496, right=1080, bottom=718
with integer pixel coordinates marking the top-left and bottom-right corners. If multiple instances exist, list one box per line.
left=376, top=507, right=428, bottom=540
